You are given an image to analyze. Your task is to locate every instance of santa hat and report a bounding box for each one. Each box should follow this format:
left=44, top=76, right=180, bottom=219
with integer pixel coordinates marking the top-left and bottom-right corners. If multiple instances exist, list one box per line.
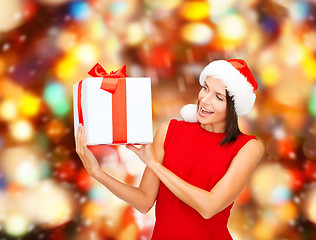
left=180, top=59, right=258, bottom=122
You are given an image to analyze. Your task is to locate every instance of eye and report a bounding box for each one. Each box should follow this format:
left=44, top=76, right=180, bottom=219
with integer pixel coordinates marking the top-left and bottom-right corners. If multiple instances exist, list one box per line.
left=216, top=95, right=223, bottom=101
left=202, top=85, right=208, bottom=91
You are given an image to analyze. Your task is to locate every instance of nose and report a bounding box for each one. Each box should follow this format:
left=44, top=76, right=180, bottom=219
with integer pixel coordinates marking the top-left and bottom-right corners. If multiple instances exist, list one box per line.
left=200, top=92, right=213, bottom=106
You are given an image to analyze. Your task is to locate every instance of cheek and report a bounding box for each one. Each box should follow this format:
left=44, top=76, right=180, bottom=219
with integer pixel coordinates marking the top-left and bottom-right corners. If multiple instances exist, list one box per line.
left=215, top=101, right=227, bottom=114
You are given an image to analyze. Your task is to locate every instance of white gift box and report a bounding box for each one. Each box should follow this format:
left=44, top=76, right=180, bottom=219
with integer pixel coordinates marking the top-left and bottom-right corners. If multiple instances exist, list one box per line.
left=73, top=77, right=153, bottom=145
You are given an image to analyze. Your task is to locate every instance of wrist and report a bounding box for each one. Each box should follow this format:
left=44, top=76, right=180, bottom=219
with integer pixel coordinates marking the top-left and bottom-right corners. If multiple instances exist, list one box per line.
left=90, top=167, right=102, bottom=179
left=148, top=158, right=161, bottom=171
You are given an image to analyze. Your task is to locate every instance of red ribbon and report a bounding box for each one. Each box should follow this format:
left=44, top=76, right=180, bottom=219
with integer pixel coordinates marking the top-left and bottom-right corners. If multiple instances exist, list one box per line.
left=78, top=63, right=128, bottom=144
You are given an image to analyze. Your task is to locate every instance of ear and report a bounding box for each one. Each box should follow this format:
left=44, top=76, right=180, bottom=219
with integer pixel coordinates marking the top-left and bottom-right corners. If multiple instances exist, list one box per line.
left=180, top=104, right=198, bottom=123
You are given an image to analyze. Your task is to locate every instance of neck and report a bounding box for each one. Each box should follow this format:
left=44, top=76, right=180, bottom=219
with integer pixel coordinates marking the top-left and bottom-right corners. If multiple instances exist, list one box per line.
left=199, top=122, right=225, bottom=133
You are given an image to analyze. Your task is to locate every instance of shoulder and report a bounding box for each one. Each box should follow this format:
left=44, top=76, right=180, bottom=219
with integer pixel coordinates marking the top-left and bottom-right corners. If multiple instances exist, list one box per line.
left=153, top=120, right=171, bottom=147
left=155, top=120, right=170, bottom=136
left=232, top=133, right=263, bottom=159
left=236, top=137, right=264, bottom=160
left=153, top=119, right=184, bottom=146
left=155, top=119, right=184, bottom=136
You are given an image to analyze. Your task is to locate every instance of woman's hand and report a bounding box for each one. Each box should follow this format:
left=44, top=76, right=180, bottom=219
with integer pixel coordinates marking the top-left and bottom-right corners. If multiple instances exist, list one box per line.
left=75, top=124, right=100, bottom=178
left=126, top=143, right=158, bottom=168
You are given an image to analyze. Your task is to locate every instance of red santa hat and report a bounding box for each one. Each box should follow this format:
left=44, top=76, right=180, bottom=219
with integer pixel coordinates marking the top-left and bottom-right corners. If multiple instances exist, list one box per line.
left=180, top=59, right=258, bottom=122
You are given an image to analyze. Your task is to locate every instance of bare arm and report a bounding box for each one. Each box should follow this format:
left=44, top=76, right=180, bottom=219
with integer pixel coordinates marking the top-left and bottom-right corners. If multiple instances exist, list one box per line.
left=130, top=138, right=264, bottom=219
left=75, top=122, right=169, bottom=213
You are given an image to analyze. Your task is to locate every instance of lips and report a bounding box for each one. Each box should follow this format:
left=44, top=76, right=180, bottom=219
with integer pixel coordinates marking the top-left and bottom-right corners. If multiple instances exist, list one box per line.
left=199, top=105, right=214, bottom=117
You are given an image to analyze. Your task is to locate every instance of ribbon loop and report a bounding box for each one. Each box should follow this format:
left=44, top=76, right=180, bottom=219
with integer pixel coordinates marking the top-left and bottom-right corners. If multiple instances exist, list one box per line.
left=88, top=63, right=127, bottom=94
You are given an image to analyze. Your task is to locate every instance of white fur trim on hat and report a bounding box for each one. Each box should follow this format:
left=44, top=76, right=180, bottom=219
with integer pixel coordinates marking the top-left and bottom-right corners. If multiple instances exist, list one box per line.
left=199, top=60, right=256, bottom=116
left=180, top=104, right=198, bottom=122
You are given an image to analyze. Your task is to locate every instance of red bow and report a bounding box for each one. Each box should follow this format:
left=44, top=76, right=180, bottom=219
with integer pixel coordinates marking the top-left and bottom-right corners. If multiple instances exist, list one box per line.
left=88, top=63, right=127, bottom=94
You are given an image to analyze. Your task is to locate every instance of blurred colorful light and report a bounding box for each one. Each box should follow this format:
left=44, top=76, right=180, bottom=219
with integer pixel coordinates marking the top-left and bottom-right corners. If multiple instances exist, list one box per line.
left=110, top=1, right=127, bottom=15
left=308, top=85, right=316, bottom=117
left=76, top=169, right=92, bottom=192
left=252, top=219, right=278, bottom=240
left=1, top=146, right=42, bottom=187
left=43, top=82, right=70, bottom=117
left=88, top=183, right=110, bottom=203
left=88, top=17, right=107, bottom=41
left=261, top=16, right=279, bottom=35
left=273, top=201, right=298, bottom=224
left=0, top=173, right=6, bottom=190
left=260, top=65, right=279, bottom=87
left=0, top=0, right=24, bottom=32
left=118, top=145, right=145, bottom=177
left=145, top=0, right=182, bottom=12
left=289, top=1, right=310, bottom=22
left=55, top=56, right=78, bottom=82
left=302, top=56, right=316, bottom=80
left=180, top=2, right=209, bottom=21
left=19, top=93, right=41, bottom=117
left=69, top=1, right=91, bottom=21
left=45, top=119, right=66, bottom=142
left=126, top=22, right=145, bottom=46
left=4, top=212, right=30, bottom=237
left=208, top=0, right=236, bottom=18
left=38, top=0, right=71, bottom=6
left=56, top=30, right=77, bottom=51
left=303, top=159, right=316, bottom=182
left=302, top=183, right=316, bottom=224
left=20, top=180, right=75, bottom=228
left=73, top=43, right=99, bottom=66
left=271, top=185, right=292, bottom=205
left=250, top=163, right=292, bottom=207
left=217, top=14, right=247, bottom=48
left=303, top=135, right=316, bottom=160
left=9, top=119, right=34, bottom=142
left=0, top=99, right=18, bottom=121
left=181, top=23, right=213, bottom=45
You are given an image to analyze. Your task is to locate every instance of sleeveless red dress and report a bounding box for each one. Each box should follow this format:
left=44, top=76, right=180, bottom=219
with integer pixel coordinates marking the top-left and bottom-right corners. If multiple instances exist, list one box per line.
left=151, top=119, right=257, bottom=240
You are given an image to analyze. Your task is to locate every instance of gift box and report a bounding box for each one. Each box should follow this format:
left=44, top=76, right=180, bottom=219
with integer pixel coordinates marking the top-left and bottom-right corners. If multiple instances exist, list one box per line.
left=73, top=64, right=153, bottom=145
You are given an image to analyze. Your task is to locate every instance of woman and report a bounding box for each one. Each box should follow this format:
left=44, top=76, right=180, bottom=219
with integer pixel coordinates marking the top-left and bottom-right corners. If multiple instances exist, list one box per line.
left=75, top=59, right=263, bottom=239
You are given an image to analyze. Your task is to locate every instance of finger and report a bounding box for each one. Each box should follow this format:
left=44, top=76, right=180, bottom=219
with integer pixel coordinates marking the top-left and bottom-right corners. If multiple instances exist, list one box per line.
left=75, top=125, right=80, bottom=152
left=81, top=126, right=89, bottom=151
left=79, top=126, right=86, bottom=152
left=83, top=128, right=87, bottom=148
left=77, top=125, right=82, bottom=153
left=76, top=124, right=81, bottom=138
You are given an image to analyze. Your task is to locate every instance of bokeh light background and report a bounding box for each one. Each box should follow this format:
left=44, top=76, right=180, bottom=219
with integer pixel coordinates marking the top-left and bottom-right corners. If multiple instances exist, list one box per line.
left=0, top=0, right=316, bottom=239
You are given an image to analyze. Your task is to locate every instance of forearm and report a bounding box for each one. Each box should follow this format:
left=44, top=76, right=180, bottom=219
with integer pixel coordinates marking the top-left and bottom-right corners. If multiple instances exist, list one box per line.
left=93, top=169, right=152, bottom=214
left=149, top=161, right=214, bottom=219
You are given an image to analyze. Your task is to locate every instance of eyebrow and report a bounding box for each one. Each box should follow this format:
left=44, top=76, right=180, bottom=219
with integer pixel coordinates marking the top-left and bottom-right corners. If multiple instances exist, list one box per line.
left=204, top=82, right=226, bottom=98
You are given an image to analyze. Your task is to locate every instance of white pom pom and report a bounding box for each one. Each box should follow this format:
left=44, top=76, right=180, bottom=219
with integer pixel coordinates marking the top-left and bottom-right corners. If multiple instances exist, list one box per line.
left=180, top=104, right=198, bottom=122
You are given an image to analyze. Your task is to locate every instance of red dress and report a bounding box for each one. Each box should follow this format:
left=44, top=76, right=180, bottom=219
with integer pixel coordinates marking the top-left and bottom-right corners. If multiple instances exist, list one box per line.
left=151, top=119, right=257, bottom=240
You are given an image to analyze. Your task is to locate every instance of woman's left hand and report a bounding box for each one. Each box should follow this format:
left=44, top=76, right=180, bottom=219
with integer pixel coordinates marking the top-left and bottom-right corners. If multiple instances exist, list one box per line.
left=126, top=143, right=158, bottom=168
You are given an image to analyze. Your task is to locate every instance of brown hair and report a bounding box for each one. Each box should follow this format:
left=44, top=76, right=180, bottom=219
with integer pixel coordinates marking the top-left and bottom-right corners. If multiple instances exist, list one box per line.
left=197, top=89, right=241, bottom=145
left=219, top=90, right=241, bottom=145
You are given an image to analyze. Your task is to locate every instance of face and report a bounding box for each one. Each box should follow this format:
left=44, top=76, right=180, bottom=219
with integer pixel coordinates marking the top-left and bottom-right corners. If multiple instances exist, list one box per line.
left=197, top=76, right=227, bottom=132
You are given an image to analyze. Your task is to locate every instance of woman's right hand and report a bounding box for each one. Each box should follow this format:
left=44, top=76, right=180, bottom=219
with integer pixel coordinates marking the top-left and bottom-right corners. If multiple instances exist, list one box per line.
left=75, top=124, right=100, bottom=178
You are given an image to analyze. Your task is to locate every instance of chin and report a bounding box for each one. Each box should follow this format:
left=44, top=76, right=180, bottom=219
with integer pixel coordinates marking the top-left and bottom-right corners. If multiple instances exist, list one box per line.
left=197, top=115, right=211, bottom=125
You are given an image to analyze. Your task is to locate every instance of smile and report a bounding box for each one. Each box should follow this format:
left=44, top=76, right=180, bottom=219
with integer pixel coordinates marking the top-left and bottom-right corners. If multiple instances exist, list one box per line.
left=199, top=106, right=214, bottom=117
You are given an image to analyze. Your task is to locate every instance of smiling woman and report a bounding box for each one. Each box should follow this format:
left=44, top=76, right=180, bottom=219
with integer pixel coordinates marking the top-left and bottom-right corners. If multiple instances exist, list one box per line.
left=75, top=59, right=263, bottom=240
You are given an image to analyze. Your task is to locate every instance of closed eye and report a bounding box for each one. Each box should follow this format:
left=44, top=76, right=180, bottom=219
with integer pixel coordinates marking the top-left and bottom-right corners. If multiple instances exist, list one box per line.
left=217, top=95, right=223, bottom=101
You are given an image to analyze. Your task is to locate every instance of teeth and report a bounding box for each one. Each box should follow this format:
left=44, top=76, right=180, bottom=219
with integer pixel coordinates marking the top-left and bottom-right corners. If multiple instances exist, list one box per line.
left=201, top=106, right=212, bottom=113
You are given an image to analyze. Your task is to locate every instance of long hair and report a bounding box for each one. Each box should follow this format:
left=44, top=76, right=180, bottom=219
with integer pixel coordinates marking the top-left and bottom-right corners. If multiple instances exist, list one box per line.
left=219, top=90, right=241, bottom=145
left=197, top=89, right=241, bottom=145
